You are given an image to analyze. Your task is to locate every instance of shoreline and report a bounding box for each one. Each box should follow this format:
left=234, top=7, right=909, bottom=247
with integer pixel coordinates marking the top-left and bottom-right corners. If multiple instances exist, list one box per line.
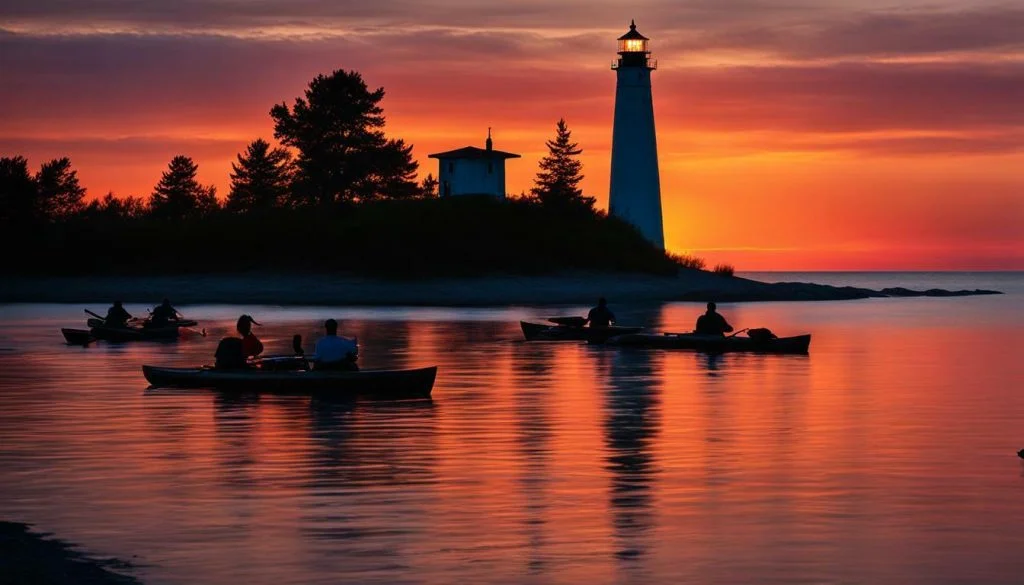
left=0, top=521, right=142, bottom=585
left=0, top=272, right=1002, bottom=306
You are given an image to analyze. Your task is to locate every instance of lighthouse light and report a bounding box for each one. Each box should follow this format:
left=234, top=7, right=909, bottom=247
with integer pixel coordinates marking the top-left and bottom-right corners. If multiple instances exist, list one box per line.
left=623, top=39, right=645, bottom=52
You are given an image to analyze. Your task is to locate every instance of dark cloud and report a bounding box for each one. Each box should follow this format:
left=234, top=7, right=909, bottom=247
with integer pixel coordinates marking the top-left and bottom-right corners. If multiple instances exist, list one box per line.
left=658, top=62, right=1024, bottom=134
left=0, top=135, right=243, bottom=161
left=2, top=23, right=1023, bottom=157
left=670, top=7, right=1024, bottom=58
left=0, top=0, right=822, bottom=30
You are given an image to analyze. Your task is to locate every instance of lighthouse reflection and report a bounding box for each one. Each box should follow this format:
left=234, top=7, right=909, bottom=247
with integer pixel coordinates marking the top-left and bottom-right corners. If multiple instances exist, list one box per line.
left=595, top=345, right=662, bottom=568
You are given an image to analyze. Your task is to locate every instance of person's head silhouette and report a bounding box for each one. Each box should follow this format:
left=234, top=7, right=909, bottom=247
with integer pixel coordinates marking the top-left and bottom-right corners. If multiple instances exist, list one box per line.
left=237, top=314, right=260, bottom=336
left=707, top=302, right=717, bottom=313
left=324, top=319, right=338, bottom=335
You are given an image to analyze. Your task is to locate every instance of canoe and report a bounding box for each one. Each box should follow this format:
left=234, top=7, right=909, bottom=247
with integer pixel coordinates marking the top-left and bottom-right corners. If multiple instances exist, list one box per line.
left=142, top=364, right=437, bottom=398
left=61, top=328, right=94, bottom=345
left=62, top=324, right=181, bottom=345
left=604, top=332, right=811, bottom=354
left=520, top=321, right=643, bottom=342
left=87, top=318, right=197, bottom=328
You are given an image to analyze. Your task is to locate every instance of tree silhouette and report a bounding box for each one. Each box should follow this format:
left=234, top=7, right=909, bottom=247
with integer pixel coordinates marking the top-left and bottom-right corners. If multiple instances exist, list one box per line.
left=83, top=192, right=148, bottom=221
left=0, top=156, right=38, bottom=224
left=150, top=155, right=218, bottom=219
left=227, top=138, right=294, bottom=212
left=420, top=173, right=439, bottom=199
left=270, top=69, right=419, bottom=205
left=531, top=119, right=595, bottom=213
left=36, top=157, right=86, bottom=219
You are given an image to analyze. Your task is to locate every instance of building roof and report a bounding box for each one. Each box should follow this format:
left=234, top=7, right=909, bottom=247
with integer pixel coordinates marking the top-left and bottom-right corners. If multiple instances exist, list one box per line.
left=428, top=146, right=521, bottom=160
left=618, top=20, right=649, bottom=41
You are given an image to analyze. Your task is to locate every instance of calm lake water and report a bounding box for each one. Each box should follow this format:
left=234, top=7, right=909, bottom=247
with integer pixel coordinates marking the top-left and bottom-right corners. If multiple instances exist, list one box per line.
left=2, top=272, right=1023, bottom=584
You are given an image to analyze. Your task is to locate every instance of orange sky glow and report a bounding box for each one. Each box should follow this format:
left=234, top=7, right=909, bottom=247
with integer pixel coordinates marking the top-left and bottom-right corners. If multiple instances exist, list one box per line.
left=2, top=0, right=1023, bottom=270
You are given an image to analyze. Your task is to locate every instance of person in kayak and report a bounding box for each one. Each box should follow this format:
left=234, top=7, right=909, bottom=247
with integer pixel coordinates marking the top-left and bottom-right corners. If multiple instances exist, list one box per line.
left=214, top=315, right=263, bottom=369
left=312, top=319, right=358, bottom=371
left=238, top=314, right=264, bottom=358
left=104, top=301, right=133, bottom=328
left=585, top=297, right=616, bottom=328
left=695, top=302, right=734, bottom=336
left=148, top=298, right=182, bottom=327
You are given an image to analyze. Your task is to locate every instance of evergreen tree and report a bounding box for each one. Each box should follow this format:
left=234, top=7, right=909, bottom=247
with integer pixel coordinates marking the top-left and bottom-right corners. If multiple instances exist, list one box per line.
left=0, top=156, right=38, bottom=224
left=150, top=155, right=218, bottom=219
left=531, top=119, right=595, bottom=213
left=270, top=69, right=419, bottom=205
left=83, top=192, right=148, bottom=220
left=419, top=173, right=439, bottom=199
left=35, top=157, right=86, bottom=219
left=226, top=138, right=294, bottom=212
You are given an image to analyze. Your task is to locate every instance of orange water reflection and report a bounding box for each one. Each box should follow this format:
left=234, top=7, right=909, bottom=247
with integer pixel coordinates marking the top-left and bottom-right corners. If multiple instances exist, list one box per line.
left=1, top=296, right=1023, bottom=584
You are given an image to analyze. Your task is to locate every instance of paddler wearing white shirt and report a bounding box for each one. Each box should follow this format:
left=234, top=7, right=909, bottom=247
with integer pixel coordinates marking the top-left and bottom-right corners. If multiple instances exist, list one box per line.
left=312, top=319, right=358, bottom=371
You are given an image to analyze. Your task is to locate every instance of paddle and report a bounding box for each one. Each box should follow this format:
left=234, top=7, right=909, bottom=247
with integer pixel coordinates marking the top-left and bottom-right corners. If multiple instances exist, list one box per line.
left=84, top=309, right=105, bottom=321
left=179, top=327, right=207, bottom=338
left=727, top=328, right=750, bottom=338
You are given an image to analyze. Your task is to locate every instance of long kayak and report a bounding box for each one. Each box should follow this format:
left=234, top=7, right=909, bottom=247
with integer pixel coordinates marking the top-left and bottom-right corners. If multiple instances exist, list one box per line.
left=142, top=365, right=437, bottom=398
left=62, top=324, right=181, bottom=345
left=87, top=318, right=198, bottom=328
left=520, top=321, right=643, bottom=342
left=604, top=332, right=811, bottom=354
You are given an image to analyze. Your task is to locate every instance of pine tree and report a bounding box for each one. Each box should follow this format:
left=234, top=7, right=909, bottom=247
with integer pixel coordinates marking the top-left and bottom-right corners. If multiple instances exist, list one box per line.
left=270, top=69, right=419, bottom=205
left=226, top=139, right=294, bottom=212
left=83, top=192, right=147, bottom=220
left=36, top=157, right=86, bottom=219
left=531, top=119, right=595, bottom=213
left=150, top=155, right=218, bottom=219
left=419, top=173, right=439, bottom=198
left=0, top=156, right=38, bottom=224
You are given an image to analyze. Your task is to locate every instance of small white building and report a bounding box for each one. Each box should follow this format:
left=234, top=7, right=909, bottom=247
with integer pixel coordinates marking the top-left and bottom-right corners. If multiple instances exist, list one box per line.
left=428, top=130, right=520, bottom=199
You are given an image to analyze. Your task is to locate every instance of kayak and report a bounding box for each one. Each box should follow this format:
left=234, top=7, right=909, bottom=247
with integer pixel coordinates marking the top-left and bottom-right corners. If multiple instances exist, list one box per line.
left=62, top=324, right=181, bottom=345
left=87, top=318, right=198, bottom=328
left=604, top=332, right=811, bottom=354
left=520, top=321, right=643, bottom=342
left=142, top=364, right=437, bottom=398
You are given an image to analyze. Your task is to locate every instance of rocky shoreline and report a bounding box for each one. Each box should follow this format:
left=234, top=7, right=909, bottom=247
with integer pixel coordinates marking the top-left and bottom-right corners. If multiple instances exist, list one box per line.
left=0, top=272, right=1002, bottom=306
left=0, top=521, right=141, bottom=585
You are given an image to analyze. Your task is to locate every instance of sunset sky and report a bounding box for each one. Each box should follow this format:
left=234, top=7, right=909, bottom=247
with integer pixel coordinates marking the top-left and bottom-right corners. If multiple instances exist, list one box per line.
left=2, top=0, right=1022, bottom=269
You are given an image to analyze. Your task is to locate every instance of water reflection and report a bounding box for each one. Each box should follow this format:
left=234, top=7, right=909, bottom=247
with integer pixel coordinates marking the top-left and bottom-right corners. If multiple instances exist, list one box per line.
left=595, top=345, right=662, bottom=570
left=2, top=299, right=1024, bottom=585
left=512, top=341, right=557, bottom=574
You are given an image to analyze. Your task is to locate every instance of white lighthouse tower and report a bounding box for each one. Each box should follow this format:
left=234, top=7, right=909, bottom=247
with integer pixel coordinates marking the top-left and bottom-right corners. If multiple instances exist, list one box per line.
left=608, top=20, right=665, bottom=248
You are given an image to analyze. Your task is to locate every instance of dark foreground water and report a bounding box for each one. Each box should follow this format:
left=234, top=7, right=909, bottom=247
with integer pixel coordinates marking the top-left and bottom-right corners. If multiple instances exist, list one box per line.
left=1, top=273, right=1023, bottom=585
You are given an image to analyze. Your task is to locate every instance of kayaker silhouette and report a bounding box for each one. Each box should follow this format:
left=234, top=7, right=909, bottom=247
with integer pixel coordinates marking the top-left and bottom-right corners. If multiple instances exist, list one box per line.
left=104, top=301, right=133, bottom=328
left=213, top=315, right=263, bottom=369
left=149, top=298, right=181, bottom=327
left=237, top=315, right=263, bottom=358
left=695, top=302, right=733, bottom=336
left=585, top=298, right=615, bottom=328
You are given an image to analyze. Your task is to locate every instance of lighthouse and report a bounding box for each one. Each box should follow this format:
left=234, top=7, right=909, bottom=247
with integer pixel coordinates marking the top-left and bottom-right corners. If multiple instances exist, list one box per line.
left=609, top=20, right=665, bottom=249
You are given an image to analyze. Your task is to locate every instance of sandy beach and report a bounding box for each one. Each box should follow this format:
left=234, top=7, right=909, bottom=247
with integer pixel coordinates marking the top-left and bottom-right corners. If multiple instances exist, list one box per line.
left=0, top=271, right=1000, bottom=306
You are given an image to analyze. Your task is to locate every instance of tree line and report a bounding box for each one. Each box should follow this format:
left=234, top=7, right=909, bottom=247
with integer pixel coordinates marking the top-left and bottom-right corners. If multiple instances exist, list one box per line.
left=1, top=69, right=596, bottom=225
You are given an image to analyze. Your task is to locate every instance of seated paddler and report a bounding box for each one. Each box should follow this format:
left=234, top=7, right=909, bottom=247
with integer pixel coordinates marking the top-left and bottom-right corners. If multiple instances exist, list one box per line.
left=312, top=319, right=358, bottom=371
left=694, top=302, right=734, bottom=336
